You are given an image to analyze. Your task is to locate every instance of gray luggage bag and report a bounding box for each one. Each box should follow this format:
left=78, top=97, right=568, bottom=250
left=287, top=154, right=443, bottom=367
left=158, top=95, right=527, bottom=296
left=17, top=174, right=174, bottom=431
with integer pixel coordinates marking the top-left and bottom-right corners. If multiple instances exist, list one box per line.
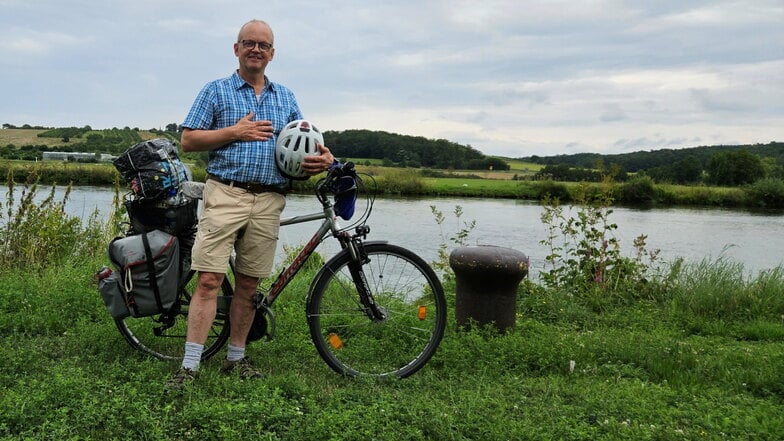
left=102, top=230, right=180, bottom=318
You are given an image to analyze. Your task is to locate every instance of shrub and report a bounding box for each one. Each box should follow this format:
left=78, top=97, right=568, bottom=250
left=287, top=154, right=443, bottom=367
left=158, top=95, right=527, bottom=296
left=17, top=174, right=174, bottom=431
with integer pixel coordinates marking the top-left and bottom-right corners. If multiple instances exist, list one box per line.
left=373, top=169, right=426, bottom=195
left=744, top=177, right=784, bottom=208
left=616, top=175, right=656, bottom=205
left=533, top=180, right=571, bottom=202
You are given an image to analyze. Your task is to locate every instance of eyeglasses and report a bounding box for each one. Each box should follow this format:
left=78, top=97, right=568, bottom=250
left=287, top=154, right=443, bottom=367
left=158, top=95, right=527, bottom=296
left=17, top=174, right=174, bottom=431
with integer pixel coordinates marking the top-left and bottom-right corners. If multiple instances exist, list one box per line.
left=239, top=39, right=273, bottom=52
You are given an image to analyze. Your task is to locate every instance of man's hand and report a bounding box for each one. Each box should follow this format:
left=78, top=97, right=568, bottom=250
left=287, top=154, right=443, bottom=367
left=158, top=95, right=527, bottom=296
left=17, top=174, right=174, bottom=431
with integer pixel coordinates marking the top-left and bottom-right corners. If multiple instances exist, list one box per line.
left=302, top=144, right=335, bottom=175
left=181, top=112, right=274, bottom=152
left=234, top=112, right=274, bottom=142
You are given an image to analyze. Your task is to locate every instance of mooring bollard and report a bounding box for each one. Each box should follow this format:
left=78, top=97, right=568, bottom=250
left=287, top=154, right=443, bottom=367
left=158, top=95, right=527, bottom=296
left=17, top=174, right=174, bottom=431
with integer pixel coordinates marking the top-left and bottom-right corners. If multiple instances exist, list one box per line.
left=449, top=245, right=529, bottom=332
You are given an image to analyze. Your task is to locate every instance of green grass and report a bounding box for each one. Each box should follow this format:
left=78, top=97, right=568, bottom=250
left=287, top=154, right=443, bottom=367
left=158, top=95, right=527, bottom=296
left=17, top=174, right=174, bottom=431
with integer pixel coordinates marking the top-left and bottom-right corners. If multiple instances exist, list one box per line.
left=1, top=158, right=776, bottom=208
left=423, top=177, right=528, bottom=197
left=1, top=253, right=783, bottom=440
left=1, top=180, right=783, bottom=439
left=656, top=184, right=747, bottom=207
left=501, top=158, right=545, bottom=172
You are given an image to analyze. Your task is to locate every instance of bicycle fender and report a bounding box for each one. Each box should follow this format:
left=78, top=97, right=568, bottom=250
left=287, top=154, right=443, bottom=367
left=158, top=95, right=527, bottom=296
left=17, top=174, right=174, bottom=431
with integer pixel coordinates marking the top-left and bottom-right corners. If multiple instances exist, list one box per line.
left=306, top=240, right=389, bottom=304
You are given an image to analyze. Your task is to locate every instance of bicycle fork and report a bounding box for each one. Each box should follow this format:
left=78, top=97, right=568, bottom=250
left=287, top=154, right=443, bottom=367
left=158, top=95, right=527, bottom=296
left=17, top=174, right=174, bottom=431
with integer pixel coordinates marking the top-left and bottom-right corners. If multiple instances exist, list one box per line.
left=343, top=227, right=387, bottom=322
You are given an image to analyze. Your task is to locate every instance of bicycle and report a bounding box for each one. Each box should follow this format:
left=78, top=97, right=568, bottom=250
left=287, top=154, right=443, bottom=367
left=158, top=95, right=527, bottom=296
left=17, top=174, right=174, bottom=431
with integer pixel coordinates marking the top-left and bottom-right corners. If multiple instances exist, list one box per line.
left=115, top=162, right=447, bottom=378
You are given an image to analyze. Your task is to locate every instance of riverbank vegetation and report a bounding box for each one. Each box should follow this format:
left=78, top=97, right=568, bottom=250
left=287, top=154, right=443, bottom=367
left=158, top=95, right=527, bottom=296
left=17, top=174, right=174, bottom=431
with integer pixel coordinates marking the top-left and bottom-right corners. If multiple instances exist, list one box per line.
left=3, top=159, right=783, bottom=209
left=1, top=178, right=782, bottom=440
left=2, top=126, right=783, bottom=208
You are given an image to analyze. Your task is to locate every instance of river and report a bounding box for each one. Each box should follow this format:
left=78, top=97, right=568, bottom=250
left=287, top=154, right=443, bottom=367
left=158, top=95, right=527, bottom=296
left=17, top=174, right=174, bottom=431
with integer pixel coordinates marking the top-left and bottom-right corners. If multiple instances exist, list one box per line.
left=2, top=185, right=783, bottom=278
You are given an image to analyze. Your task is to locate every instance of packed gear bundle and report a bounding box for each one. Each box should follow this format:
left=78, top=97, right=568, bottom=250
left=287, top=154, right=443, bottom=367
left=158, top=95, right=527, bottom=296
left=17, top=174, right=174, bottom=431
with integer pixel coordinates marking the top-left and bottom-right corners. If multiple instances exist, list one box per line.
left=97, top=138, right=197, bottom=319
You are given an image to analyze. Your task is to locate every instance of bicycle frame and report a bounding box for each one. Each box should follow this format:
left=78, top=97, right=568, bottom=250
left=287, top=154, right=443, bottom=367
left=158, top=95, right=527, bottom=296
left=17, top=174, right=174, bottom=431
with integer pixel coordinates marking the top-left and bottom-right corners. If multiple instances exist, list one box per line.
left=260, top=202, right=339, bottom=306
left=248, top=166, right=371, bottom=309
left=260, top=196, right=388, bottom=323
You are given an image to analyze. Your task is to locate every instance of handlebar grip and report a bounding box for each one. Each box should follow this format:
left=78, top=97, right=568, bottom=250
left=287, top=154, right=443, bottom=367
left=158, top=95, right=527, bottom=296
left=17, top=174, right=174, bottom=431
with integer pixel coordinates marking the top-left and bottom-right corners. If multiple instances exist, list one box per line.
left=329, top=161, right=355, bottom=178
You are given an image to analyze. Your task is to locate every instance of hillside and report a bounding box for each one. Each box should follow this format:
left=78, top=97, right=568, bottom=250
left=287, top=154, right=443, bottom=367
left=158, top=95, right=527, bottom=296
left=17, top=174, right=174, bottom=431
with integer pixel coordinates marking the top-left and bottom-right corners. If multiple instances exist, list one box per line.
left=3, top=125, right=780, bottom=176
left=323, top=129, right=508, bottom=170
left=0, top=127, right=173, bottom=160
left=521, top=142, right=784, bottom=172
left=0, top=126, right=507, bottom=171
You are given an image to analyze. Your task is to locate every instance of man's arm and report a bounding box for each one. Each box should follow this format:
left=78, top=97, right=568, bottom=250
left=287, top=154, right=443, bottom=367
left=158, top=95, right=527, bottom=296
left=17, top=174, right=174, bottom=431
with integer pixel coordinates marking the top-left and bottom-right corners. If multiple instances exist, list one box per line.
left=181, top=112, right=274, bottom=152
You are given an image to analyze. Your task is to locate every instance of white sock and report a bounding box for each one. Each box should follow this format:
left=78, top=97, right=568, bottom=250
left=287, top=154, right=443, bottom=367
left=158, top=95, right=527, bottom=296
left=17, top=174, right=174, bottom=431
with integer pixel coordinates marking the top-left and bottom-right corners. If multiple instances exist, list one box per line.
left=227, top=344, right=245, bottom=362
left=182, top=342, right=204, bottom=371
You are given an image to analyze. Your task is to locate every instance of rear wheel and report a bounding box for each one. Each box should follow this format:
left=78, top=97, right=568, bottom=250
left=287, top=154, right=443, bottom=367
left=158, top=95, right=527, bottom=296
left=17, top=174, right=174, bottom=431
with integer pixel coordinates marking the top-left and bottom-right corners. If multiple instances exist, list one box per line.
left=307, top=243, right=446, bottom=378
left=115, top=272, right=232, bottom=361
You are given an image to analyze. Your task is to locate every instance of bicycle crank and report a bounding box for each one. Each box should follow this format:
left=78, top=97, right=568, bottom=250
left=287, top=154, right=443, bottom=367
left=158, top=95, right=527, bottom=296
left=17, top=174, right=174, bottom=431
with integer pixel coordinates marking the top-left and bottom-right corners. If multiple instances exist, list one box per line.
left=246, top=303, right=277, bottom=343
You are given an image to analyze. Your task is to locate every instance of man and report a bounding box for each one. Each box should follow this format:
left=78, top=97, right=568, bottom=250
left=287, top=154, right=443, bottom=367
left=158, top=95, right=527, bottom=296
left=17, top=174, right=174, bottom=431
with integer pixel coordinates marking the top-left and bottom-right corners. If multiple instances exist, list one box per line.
left=167, top=19, right=334, bottom=389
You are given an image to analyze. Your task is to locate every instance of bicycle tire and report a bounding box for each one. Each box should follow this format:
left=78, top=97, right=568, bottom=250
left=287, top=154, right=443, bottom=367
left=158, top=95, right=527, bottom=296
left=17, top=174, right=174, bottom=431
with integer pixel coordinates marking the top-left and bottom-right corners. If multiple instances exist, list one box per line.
left=114, top=273, right=233, bottom=361
left=307, top=243, right=446, bottom=378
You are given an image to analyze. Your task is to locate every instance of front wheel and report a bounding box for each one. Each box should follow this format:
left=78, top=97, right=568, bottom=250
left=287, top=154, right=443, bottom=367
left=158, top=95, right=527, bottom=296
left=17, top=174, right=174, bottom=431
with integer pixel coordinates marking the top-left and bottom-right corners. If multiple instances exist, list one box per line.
left=307, top=243, right=446, bottom=378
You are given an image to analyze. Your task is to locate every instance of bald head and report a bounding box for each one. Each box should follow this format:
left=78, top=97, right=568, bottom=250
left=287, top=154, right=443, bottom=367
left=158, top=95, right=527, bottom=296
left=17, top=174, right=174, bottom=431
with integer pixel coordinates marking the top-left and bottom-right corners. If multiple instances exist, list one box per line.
left=238, top=19, right=274, bottom=44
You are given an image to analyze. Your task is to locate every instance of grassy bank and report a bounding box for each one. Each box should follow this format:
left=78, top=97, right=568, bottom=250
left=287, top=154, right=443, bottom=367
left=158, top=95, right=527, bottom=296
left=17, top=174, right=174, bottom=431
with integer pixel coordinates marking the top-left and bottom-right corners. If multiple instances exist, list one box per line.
left=4, top=161, right=782, bottom=209
left=1, top=182, right=783, bottom=440
left=1, top=255, right=783, bottom=440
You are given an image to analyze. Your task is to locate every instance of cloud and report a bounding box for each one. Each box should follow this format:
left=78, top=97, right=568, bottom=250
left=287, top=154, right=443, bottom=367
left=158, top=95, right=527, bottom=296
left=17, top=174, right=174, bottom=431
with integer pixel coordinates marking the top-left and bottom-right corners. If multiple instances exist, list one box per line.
left=613, top=135, right=696, bottom=151
left=0, top=0, right=782, bottom=157
left=0, top=28, right=86, bottom=56
left=599, top=104, right=628, bottom=122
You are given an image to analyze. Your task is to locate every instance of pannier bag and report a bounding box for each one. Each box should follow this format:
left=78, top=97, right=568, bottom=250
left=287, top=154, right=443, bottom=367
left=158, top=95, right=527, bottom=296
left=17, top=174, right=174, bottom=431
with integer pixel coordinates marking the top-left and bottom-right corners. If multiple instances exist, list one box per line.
left=97, top=269, right=131, bottom=319
left=107, top=230, right=180, bottom=318
left=113, top=138, right=190, bottom=200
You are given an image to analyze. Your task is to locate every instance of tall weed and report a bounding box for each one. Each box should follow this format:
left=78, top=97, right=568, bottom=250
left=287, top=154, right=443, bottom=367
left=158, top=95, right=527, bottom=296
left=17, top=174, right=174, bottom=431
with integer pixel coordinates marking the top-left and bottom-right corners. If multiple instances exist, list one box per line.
left=539, top=180, right=661, bottom=302
left=0, top=169, right=119, bottom=270
left=429, top=204, right=477, bottom=281
left=668, top=257, right=784, bottom=321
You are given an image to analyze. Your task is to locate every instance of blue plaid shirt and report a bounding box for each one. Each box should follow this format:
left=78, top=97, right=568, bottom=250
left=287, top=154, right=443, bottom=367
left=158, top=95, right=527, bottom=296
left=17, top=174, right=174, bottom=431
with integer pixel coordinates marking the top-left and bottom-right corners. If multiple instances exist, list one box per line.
left=182, top=71, right=303, bottom=185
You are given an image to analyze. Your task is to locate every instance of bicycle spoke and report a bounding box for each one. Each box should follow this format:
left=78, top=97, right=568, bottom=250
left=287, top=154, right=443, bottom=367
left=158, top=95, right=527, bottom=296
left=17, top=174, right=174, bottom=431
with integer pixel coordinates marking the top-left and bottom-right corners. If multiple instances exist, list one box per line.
left=115, top=276, right=232, bottom=361
left=308, top=243, right=446, bottom=378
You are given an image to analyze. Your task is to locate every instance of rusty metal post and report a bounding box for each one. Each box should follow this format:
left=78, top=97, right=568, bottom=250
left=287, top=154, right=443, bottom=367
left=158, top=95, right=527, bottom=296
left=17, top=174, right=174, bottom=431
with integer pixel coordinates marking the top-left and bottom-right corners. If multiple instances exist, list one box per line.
left=449, top=245, right=528, bottom=332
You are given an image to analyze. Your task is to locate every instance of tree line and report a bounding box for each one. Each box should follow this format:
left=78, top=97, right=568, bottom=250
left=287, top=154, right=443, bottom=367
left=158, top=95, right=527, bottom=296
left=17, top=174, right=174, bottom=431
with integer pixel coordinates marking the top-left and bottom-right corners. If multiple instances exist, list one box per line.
left=3, top=123, right=781, bottom=187
left=527, top=142, right=783, bottom=186
left=322, top=129, right=509, bottom=171
left=1, top=125, right=509, bottom=171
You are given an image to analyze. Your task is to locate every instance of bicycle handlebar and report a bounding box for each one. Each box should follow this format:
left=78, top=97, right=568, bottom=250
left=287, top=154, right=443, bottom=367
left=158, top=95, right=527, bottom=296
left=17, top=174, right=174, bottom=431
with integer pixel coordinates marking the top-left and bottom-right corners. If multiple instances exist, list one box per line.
left=316, top=161, right=356, bottom=202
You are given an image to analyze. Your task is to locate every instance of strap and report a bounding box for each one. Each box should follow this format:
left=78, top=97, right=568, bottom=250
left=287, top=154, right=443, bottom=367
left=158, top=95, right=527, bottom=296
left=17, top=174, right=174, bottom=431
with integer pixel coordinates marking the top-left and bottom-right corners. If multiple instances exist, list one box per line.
left=124, top=267, right=137, bottom=314
left=141, top=232, right=165, bottom=313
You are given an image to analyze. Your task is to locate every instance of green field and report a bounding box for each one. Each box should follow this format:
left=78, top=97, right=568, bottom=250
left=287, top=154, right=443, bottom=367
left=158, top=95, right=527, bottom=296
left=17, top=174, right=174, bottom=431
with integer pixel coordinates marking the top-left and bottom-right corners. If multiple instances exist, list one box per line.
left=0, top=129, right=73, bottom=147
left=0, top=128, right=162, bottom=147
left=503, top=158, right=544, bottom=172
left=423, top=177, right=528, bottom=197
left=341, top=157, right=543, bottom=180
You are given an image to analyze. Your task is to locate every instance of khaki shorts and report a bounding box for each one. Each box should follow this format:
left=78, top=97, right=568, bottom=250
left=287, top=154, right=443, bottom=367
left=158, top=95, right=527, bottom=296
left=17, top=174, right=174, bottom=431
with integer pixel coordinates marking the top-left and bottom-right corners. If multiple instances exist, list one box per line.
left=191, top=179, right=286, bottom=278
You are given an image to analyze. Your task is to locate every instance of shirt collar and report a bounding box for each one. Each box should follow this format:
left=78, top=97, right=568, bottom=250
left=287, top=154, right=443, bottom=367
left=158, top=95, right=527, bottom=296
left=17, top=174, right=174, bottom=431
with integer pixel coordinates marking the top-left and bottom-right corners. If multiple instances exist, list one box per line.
left=231, top=70, right=274, bottom=93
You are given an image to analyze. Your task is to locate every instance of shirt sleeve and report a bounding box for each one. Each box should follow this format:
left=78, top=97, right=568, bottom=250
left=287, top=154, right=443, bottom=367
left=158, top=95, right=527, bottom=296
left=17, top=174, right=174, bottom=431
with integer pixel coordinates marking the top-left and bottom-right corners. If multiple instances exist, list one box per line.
left=182, top=82, right=216, bottom=130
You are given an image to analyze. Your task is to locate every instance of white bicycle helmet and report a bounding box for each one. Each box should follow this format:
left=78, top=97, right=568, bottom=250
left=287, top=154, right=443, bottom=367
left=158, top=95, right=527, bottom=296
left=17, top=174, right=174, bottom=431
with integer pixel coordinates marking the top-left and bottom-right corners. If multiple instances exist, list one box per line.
left=275, top=119, right=324, bottom=180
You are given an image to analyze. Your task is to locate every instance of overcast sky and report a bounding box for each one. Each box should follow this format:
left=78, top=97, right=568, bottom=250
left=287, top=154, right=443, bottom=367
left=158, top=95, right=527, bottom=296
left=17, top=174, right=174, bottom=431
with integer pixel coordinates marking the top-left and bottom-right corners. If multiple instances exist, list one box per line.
left=1, top=0, right=782, bottom=157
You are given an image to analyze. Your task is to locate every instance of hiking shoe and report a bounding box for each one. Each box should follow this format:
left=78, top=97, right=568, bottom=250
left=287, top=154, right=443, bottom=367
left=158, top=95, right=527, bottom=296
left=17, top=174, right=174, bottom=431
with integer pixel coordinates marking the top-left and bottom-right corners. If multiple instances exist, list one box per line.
left=221, top=357, right=265, bottom=380
left=165, top=367, right=198, bottom=393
